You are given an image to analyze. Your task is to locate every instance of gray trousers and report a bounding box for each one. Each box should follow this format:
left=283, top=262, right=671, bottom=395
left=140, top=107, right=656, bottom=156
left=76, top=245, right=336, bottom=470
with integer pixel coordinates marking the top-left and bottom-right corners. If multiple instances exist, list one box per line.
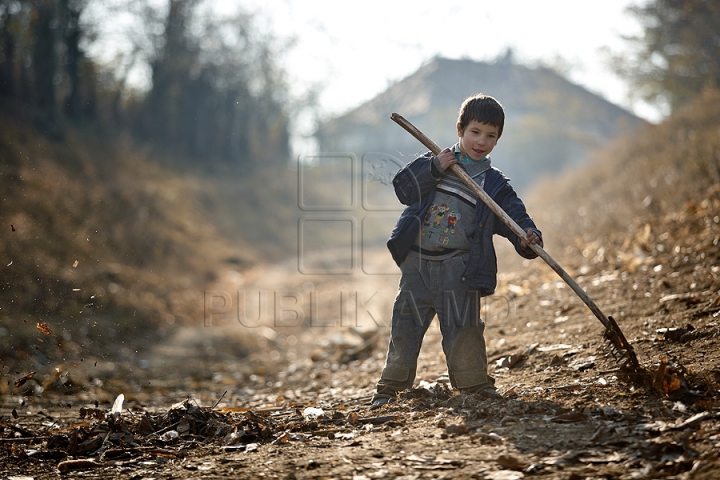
left=374, top=253, right=494, bottom=399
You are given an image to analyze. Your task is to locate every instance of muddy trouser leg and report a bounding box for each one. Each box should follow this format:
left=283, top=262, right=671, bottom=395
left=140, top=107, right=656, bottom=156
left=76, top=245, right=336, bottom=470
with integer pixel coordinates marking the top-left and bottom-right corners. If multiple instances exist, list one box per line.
left=435, top=254, right=495, bottom=392
left=374, top=256, right=436, bottom=400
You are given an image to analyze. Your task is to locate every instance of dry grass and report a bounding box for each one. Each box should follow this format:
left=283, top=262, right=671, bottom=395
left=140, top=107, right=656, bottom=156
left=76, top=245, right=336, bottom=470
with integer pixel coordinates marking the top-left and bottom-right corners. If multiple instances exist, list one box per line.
left=527, top=87, right=720, bottom=265
left=0, top=113, right=260, bottom=368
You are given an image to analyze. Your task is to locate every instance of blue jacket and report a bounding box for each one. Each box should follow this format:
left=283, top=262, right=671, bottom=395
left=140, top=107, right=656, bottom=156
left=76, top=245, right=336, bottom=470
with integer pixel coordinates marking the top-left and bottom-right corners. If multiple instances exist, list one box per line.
left=387, top=151, right=542, bottom=296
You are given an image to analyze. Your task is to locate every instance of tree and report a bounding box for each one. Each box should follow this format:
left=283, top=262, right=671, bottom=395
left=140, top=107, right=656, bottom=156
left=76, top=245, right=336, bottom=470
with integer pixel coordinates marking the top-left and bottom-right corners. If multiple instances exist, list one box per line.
left=616, top=0, right=720, bottom=112
left=0, top=0, right=294, bottom=164
left=135, top=0, right=292, bottom=167
left=58, top=0, right=95, bottom=119
left=0, top=0, right=96, bottom=122
left=31, top=0, right=57, bottom=115
left=0, top=3, right=18, bottom=97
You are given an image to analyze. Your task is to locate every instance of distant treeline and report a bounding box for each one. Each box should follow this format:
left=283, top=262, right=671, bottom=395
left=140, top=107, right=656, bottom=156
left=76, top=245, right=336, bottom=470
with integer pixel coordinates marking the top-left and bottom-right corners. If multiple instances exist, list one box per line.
left=1, top=0, right=718, bottom=166
left=0, top=0, right=292, bottom=166
left=613, top=0, right=720, bottom=114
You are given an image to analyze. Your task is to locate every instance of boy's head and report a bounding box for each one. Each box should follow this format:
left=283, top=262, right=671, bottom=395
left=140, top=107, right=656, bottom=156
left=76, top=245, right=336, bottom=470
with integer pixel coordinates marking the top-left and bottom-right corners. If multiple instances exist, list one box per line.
left=456, top=94, right=505, bottom=139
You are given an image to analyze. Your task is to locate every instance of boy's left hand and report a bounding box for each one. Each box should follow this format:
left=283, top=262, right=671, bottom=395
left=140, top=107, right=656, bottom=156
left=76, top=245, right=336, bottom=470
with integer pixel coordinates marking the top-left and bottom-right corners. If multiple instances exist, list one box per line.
left=521, top=229, right=543, bottom=249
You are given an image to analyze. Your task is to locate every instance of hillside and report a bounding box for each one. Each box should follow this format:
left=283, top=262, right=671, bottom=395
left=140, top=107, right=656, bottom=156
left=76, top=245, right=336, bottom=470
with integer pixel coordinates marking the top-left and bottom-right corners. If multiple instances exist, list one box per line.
left=0, top=108, right=278, bottom=374
left=528, top=87, right=720, bottom=259
left=316, top=56, right=648, bottom=193
left=1, top=87, right=719, bottom=478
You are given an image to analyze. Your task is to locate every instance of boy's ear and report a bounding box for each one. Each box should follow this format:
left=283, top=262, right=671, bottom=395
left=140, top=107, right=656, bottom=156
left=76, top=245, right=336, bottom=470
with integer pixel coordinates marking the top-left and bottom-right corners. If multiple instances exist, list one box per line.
left=456, top=122, right=463, bottom=137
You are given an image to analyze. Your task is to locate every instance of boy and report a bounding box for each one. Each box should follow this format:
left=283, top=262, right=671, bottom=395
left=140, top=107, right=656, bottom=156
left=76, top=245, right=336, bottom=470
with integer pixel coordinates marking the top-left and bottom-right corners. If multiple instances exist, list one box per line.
left=372, top=94, right=543, bottom=407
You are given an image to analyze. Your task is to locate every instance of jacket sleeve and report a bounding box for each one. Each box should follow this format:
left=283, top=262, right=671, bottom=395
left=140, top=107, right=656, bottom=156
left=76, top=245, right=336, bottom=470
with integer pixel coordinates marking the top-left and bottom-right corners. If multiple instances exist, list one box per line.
left=493, top=180, right=542, bottom=259
left=392, top=151, right=444, bottom=206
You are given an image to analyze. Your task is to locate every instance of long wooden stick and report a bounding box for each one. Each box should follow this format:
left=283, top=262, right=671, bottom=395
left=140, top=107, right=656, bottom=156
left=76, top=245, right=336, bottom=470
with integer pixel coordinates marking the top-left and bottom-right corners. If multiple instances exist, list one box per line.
left=391, top=113, right=639, bottom=368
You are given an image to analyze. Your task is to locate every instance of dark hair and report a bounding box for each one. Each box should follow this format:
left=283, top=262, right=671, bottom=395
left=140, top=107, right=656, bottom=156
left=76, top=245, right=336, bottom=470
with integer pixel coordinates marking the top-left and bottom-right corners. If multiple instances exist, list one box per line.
left=457, top=94, right=505, bottom=138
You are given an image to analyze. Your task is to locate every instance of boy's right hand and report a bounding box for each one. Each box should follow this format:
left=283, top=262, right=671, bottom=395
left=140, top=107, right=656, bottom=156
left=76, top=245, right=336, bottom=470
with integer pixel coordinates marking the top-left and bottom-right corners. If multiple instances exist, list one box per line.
left=436, top=148, right=457, bottom=171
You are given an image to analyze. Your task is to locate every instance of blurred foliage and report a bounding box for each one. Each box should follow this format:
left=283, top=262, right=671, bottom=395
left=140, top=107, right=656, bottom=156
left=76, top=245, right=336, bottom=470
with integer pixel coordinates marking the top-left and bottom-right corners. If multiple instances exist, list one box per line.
left=0, top=1, right=302, bottom=341
left=131, top=0, right=291, bottom=166
left=0, top=105, right=275, bottom=370
left=0, top=0, right=292, bottom=166
left=0, top=110, right=234, bottom=322
left=0, top=0, right=97, bottom=128
left=0, top=105, right=369, bottom=371
left=614, top=0, right=720, bottom=113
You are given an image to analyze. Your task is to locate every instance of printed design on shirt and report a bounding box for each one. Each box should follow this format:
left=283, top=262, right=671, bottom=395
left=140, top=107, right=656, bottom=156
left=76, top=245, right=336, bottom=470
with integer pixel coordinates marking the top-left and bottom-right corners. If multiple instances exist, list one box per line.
left=418, top=170, right=486, bottom=248
left=421, top=203, right=461, bottom=244
left=445, top=210, right=459, bottom=234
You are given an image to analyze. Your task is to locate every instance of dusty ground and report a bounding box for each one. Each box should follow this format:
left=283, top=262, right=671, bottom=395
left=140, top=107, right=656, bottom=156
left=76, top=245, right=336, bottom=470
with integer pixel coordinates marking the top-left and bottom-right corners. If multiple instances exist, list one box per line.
left=2, top=190, right=720, bottom=479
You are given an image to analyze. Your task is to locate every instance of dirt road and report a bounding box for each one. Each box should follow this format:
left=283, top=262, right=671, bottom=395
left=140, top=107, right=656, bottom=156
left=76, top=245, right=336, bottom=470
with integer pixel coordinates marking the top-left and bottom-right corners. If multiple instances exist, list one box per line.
left=2, top=232, right=720, bottom=479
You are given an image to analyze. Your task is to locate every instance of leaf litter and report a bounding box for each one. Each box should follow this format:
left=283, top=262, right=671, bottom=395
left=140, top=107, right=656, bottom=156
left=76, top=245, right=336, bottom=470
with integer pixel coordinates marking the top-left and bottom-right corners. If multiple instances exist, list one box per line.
left=2, top=146, right=720, bottom=478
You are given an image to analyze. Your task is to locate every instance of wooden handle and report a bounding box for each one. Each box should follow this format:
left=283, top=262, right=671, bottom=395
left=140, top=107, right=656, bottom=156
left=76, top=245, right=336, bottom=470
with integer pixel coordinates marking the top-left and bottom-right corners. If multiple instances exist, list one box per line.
left=390, top=112, right=613, bottom=331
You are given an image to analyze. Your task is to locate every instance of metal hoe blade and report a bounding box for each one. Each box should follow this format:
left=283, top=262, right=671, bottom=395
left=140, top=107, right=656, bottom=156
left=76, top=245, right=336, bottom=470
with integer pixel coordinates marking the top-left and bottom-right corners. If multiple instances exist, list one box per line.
left=605, top=316, right=640, bottom=369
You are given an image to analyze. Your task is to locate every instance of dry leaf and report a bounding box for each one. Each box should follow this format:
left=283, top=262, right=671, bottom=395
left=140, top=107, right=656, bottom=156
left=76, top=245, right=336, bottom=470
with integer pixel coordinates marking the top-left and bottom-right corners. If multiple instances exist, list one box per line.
left=220, top=406, right=251, bottom=413
left=14, top=371, right=35, bottom=387
left=36, top=322, right=52, bottom=335
left=272, top=432, right=290, bottom=444
left=663, top=375, right=682, bottom=394
left=346, top=412, right=359, bottom=425
left=651, top=356, right=688, bottom=395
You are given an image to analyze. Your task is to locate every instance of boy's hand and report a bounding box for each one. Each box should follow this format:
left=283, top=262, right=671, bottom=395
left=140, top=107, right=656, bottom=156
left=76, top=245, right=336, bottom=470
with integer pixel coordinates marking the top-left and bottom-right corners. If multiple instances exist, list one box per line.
left=521, top=229, right=543, bottom=249
left=436, top=147, right=457, bottom=171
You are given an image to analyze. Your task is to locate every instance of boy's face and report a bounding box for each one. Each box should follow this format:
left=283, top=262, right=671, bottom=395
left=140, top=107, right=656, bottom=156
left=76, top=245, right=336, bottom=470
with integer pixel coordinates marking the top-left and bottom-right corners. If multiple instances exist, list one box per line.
left=456, top=120, right=499, bottom=161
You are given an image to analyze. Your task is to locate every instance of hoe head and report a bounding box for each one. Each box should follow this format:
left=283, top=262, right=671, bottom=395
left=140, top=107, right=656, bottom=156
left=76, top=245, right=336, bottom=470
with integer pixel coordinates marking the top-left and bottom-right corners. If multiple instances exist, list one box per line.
left=603, top=315, right=640, bottom=370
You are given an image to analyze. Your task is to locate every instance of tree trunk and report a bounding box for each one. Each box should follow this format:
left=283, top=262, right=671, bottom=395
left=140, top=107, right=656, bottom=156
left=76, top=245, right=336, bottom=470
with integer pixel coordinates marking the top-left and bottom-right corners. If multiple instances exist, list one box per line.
left=31, top=1, right=57, bottom=116
left=0, top=6, right=16, bottom=97
left=59, top=0, right=83, bottom=118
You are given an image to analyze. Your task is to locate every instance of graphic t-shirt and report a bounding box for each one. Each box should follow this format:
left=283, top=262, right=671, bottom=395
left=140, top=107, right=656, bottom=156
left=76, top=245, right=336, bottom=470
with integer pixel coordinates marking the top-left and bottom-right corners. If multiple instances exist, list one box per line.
left=414, top=149, right=491, bottom=259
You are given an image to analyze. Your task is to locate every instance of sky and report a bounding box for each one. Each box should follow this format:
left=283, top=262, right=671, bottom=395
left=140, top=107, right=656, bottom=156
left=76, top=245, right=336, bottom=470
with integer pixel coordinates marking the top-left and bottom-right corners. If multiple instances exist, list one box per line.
left=215, top=0, right=658, bottom=124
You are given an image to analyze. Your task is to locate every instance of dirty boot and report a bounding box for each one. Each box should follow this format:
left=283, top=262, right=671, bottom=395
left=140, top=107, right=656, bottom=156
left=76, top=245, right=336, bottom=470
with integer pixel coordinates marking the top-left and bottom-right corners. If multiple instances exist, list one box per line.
left=370, top=396, right=395, bottom=409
